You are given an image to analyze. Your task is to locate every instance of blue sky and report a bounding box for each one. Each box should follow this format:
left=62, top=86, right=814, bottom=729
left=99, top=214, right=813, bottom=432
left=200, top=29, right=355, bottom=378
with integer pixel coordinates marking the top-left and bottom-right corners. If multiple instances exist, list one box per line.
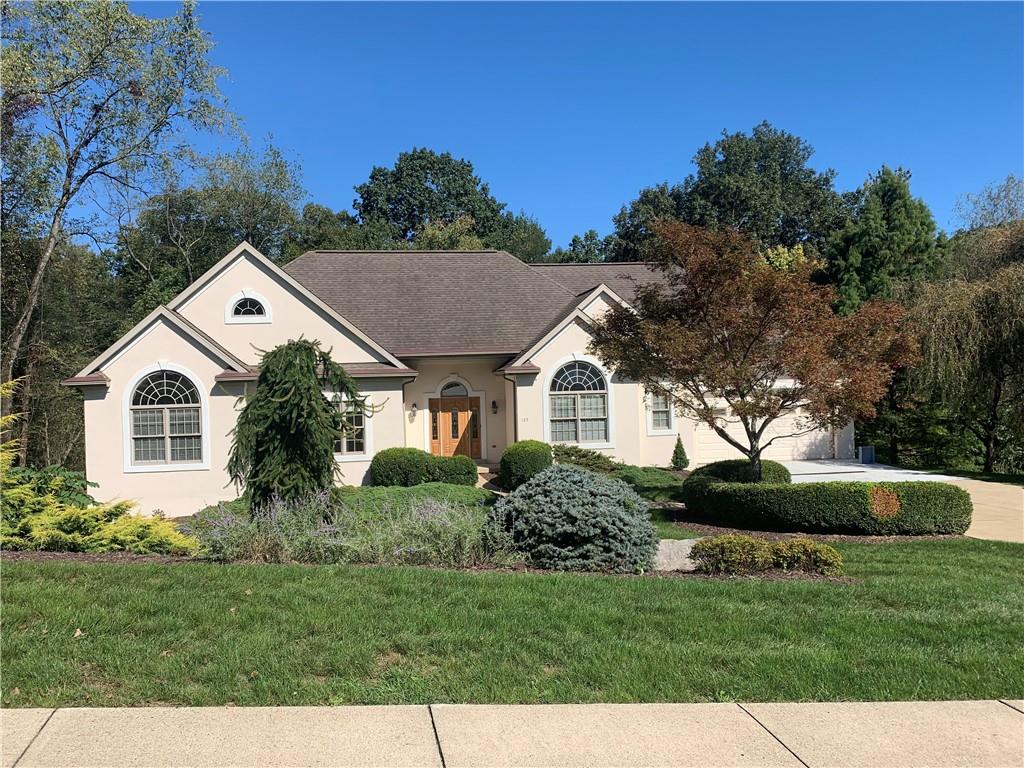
left=155, top=2, right=1022, bottom=248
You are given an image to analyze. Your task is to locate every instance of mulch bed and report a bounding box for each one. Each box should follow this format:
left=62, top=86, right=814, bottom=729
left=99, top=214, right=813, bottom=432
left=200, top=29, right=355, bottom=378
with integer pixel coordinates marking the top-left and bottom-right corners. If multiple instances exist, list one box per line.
left=1, top=551, right=195, bottom=565
left=669, top=518, right=963, bottom=544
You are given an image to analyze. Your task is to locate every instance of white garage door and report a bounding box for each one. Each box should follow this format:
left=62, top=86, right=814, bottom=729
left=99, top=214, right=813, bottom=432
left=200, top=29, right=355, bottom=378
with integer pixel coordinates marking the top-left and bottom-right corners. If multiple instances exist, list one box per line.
left=692, top=411, right=837, bottom=464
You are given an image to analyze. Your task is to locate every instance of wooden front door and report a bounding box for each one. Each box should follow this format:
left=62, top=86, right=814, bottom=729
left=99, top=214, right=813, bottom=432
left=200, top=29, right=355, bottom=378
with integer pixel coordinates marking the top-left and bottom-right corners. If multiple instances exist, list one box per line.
left=429, top=397, right=481, bottom=458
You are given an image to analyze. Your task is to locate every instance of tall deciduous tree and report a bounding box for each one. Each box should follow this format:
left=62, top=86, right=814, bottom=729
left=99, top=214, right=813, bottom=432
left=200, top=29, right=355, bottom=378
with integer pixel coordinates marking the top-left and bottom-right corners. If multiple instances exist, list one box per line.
left=228, top=339, right=369, bottom=510
left=352, top=147, right=550, bottom=261
left=910, top=265, right=1024, bottom=473
left=827, top=167, right=939, bottom=313
left=679, top=122, right=845, bottom=252
left=111, top=144, right=302, bottom=327
left=0, top=0, right=226, bottom=390
left=549, top=230, right=613, bottom=263
left=590, top=222, right=915, bottom=480
left=607, top=123, right=845, bottom=261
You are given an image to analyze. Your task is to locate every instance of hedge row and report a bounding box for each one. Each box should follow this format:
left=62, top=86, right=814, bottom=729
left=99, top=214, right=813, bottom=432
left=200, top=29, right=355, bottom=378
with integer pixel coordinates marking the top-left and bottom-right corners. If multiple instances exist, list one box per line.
left=680, top=474, right=972, bottom=535
left=687, top=458, right=792, bottom=484
left=369, top=448, right=478, bottom=487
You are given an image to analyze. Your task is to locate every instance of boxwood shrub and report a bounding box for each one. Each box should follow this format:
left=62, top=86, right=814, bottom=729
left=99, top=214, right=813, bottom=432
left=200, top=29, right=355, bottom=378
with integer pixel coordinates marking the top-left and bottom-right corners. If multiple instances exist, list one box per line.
left=681, top=474, right=972, bottom=535
left=369, top=448, right=478, bottom=487
left=691, top=534, right=842, bottom=576
left=687, top=458, right=792, bottom=484
left=487, top=464, right=658, bottom=572
left=497, top=440, right=553, bottom=490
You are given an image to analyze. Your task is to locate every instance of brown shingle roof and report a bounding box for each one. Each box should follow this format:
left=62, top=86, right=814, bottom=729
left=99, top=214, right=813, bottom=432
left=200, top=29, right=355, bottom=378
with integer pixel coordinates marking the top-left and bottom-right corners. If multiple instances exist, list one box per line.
left=530, top=262, right=660, bottom=303
left=284, top=250, right=581, bottom=355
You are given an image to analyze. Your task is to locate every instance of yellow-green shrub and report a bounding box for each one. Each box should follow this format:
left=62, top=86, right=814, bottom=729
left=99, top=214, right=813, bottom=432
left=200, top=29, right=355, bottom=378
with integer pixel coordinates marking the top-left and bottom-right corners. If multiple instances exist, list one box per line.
left=1, top=386, right=198, bottom=556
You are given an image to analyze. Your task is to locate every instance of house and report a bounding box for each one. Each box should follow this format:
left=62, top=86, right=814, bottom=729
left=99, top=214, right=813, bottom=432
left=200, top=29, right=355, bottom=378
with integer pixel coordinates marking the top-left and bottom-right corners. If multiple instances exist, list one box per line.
left=63, top=242, right=854, bottom=516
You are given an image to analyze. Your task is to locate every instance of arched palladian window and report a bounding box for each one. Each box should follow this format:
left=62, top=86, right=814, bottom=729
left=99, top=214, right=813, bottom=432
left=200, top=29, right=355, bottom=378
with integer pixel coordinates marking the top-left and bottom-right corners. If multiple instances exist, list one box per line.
left=130, top=371, right=202, bottom=464
left=232, top=297, right=266, bottom=317
left=549, top=361, right=608, bottom=443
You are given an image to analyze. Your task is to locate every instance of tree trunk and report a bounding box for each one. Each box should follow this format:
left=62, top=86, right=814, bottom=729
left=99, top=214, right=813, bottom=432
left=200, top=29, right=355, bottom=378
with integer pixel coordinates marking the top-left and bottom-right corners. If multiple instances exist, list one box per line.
left=749, top=450, right=763, bottom=482
left=981, top=378, right=1004, bottom=474
left=2, top=210, right=64, bottom=409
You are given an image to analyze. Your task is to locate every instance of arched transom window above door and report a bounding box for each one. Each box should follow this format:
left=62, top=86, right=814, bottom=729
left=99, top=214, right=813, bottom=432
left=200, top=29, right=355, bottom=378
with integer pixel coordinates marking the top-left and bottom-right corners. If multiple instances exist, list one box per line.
left=549, top=361, right=608, bottom=443
left=129, top=371, right=202, bottom=465
left=440, top=381, right=469, bottom=397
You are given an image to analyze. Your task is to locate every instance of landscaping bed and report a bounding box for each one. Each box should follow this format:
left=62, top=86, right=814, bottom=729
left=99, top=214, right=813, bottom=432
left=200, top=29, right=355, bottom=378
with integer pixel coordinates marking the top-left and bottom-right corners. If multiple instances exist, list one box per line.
left=3, top=537, right=1021, bottom=707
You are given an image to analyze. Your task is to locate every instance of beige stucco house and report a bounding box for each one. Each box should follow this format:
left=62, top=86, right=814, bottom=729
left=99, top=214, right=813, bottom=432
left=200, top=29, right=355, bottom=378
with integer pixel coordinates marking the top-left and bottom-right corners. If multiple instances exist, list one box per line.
left=64, top=242, right=854, bottom=516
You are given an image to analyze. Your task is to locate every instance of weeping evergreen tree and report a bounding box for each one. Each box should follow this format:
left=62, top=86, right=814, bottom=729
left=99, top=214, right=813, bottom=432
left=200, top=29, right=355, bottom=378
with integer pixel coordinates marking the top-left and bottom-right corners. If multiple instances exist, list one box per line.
left=228, top=339, right=367, bottom=511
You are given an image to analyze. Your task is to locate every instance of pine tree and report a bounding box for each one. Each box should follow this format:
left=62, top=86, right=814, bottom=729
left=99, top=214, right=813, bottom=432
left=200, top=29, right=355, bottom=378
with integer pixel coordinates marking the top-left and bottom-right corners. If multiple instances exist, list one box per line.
left=671, top=436, right=689, bottom=470
left=227, top=339, right=366, bottom=511
left=827, top=167, right=939, bottom=313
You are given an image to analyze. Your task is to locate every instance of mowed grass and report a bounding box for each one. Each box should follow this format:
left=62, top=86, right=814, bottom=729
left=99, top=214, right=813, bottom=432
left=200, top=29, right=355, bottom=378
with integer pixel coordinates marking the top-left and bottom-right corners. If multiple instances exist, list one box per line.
left=2, top=538, right=1022, bottom=707
left=650, top=508, right=700, bottom=540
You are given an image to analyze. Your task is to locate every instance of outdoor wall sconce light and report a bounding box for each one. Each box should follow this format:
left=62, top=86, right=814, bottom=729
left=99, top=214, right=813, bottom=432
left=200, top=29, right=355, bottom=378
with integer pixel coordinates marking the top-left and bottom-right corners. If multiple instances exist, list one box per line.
left=411, top=402, right=418, bottom=417
left=491, top=400, right=499, bottom=415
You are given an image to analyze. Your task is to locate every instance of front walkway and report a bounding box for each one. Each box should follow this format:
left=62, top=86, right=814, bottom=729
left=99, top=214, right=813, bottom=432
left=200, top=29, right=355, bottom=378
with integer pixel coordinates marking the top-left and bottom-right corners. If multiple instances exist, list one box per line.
left=785, top=460, right=1024, bottom=543
left=4, top=701, right=1022, bottom=767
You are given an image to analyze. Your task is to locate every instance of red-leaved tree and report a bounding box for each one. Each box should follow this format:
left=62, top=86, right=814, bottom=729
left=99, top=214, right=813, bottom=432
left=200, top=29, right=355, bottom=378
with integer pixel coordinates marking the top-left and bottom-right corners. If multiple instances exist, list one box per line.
left=590, top=222, right=917, bottom=480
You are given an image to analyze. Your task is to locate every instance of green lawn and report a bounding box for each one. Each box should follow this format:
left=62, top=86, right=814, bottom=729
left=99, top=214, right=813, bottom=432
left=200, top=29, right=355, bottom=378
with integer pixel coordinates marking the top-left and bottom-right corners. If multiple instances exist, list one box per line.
left=650, top=508, right=700, bottom=540
left=3, top=538, right=1022, bottom=707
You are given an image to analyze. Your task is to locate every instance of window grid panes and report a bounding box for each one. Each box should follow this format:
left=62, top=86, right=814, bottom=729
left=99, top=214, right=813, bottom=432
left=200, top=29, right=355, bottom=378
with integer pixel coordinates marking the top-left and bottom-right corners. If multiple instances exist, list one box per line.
left=232, top=297, right=265, bottom=316
left=650, top=392, right=672, bottom=430
left=549, top=362, right=608, bottom=444
left=130, top=372, right=202, bottom=466
left=335, top=400, right=366, bottom=455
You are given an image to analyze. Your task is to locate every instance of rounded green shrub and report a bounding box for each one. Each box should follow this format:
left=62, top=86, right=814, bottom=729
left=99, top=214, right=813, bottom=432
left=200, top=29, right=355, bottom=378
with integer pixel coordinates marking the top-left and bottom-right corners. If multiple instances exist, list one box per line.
left=771, top=537, right=843, bottom=576
left=433, top=454, right=478, bottom=486
left=369, top=448, right=479, bottom=487
left=681, top=474, right=972, bottom=535
left=488, top=464, right=658, bottom=572
left=497, top=440, right=553, bottom=490
left=370, top=448, right=435, bottom=486
left=688, top=458, right=792, bottom=484
left=691, top=534, right=843, bottom=576
left=690, top=535, right=773, bottom=574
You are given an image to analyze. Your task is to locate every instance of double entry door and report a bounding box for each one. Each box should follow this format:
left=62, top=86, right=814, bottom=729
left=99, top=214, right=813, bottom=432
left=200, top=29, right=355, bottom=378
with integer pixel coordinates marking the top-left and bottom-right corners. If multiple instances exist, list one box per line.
left=428, top=396, right=481, bottom=459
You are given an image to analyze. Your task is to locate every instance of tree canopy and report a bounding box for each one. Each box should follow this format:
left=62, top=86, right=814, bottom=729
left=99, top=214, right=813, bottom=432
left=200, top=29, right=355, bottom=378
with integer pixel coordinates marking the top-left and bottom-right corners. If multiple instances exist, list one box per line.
left=352, top=147, right=549, bottom=261
left=606, top=122, right=846, bottom=261
left=827, top=167, right=940, bottom=313
left=0, top=0, right=226, bottom=389
left=590, top=221, right=916, bottom=479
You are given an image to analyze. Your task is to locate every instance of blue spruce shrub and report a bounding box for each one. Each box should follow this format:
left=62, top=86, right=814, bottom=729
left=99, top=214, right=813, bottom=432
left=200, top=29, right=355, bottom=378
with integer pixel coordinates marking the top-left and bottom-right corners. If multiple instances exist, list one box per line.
left=488, top=464, right=658, bottom=573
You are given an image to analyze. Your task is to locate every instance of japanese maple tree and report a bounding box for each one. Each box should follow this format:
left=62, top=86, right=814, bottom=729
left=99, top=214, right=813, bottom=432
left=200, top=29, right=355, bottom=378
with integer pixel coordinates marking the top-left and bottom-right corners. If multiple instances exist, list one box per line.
left=590, top=221, right=917, bottom=480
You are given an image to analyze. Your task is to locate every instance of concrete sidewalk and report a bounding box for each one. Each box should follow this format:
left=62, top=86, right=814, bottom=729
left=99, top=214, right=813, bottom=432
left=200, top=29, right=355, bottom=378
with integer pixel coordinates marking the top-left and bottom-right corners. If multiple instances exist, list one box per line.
left=3, top=700, right=1022, bottom=768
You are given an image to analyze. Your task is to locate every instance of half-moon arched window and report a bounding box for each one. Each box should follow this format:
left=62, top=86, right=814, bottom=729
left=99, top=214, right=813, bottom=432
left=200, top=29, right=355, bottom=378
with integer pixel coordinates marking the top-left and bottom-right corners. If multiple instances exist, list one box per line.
left=130, top=371, right=202, bottom=464
left=549, top=361, right=608, bottom=443
left=232, top=297, right=266, bottom=317
left=440, top=381, right=469, bottom=397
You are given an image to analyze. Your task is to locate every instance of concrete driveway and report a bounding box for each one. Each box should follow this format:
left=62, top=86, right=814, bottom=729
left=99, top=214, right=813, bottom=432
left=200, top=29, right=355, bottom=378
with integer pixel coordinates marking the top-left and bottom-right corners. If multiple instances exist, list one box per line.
left=783, top=460, right=1024, bottom=543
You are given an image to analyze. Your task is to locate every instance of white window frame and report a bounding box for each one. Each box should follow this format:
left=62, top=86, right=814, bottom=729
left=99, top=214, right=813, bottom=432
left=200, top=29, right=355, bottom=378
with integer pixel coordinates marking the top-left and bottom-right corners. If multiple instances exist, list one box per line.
left=542, top=354, right=614, bottom=449
left=122, top=363, right=211, bottom=473
left=225, top=290, right=272, bottom=324
left=646, top=389, right=676, bottom=436
left=328, top=391, right=373, bottom=462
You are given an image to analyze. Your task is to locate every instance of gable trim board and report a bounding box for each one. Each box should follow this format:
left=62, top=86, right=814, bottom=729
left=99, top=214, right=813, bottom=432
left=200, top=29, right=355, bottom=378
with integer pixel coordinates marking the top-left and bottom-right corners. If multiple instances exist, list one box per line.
left=68, top=307, right=250, bottom=383
left=169, top=241, right=405, bottom=368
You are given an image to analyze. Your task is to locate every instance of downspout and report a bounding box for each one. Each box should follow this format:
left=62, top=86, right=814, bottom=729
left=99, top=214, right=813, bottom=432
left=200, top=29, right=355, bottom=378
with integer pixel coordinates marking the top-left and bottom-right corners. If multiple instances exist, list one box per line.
left=502, top=373, right=519, bottom=443
left=401, top=374, right=419, bottom=447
